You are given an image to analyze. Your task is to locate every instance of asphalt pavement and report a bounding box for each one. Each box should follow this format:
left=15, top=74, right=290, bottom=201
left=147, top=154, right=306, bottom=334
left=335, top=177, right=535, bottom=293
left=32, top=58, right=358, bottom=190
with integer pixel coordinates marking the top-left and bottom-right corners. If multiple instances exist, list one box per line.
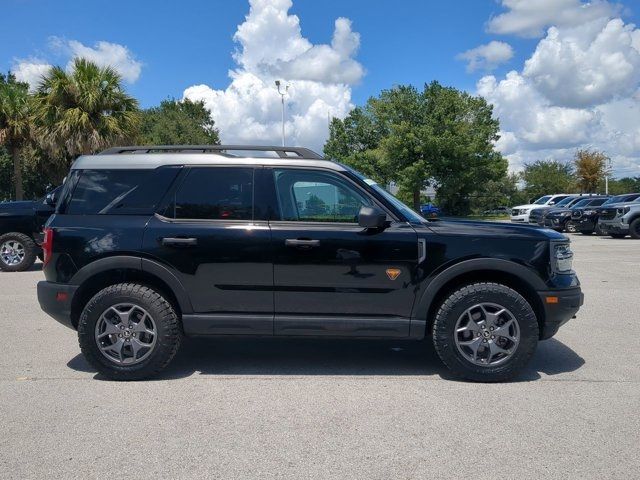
left=0, top=233, right=638, bottom=479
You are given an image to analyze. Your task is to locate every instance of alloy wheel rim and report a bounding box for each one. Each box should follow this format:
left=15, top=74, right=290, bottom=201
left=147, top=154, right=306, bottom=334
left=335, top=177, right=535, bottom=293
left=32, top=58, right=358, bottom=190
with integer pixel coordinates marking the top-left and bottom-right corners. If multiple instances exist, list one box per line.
left=95, top=303, right=157, bottom=365
left=454, top=302, right=520, bottom=367
left=0, top=240, right=25, bottom=266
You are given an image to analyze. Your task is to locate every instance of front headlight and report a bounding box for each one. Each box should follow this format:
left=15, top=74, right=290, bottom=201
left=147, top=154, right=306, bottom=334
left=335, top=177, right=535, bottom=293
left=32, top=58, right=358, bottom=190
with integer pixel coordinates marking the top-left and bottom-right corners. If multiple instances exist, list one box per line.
left=519, top=208, right=530, bottom=215
left=551, top=243, right=574, bottom=273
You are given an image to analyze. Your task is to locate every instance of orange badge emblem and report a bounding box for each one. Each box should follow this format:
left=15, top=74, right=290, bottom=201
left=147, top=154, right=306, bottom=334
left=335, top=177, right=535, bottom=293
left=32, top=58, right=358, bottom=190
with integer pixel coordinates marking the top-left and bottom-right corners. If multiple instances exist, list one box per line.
left=386, top=268, right=401, bottom=281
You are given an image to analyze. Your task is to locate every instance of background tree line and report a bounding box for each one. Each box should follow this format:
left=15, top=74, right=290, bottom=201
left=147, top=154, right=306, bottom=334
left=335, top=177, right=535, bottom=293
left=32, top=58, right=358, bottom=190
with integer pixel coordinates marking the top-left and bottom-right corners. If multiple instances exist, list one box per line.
left=0, top=59, right=219, bottom=200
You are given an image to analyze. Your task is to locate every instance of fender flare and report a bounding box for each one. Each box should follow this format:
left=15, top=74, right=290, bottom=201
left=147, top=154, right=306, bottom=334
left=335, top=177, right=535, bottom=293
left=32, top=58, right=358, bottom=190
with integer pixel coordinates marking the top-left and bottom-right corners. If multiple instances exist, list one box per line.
left=412, top=258, right=546, bottom=321
left=69, top=255, right=193, bottom=314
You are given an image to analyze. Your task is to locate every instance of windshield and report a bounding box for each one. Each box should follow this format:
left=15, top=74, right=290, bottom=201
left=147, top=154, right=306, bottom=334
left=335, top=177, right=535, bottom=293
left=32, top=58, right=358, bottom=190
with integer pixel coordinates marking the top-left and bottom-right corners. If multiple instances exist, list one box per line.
left=571, top=199, right=592, bottom=208
left=602, top=194, right=639, bottom=205
left=344, top=166, right=425, bottom=223
left=533, top=195, right=552, bottom=205
left=555, top=196, right=575, bottom=206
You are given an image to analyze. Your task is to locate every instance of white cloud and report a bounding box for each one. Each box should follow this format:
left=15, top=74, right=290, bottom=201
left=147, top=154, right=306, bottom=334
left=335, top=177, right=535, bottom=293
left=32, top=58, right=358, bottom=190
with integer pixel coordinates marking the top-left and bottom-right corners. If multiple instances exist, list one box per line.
left=183, top=0, right=364, bottom=153
left=478, top=3, right=640, bottom=177
left=52, top=38, right=143, bottom=83
left=457, top=41, right=514, bottom=72
left=487, top=0, right=619, bottom=38
left=11, top=59, right=52, bottom=90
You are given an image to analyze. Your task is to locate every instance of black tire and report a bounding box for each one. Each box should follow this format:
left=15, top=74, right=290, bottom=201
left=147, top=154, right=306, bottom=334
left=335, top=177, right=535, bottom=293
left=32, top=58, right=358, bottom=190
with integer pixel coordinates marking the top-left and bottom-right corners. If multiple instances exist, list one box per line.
left=629, top=218, right=640, bottom=239
left=78, top=283, right=182, bottom=380
left=595, top=224, right=604, bottom=235
left=0, top=232, right=37, bottom=272
left=432, top=282, right=539, bottom=382
left=565, top=221, right=578, bottom=233
left=579, top=229, right=593, bottom=235
left=610, top=233, right=627, bottom=239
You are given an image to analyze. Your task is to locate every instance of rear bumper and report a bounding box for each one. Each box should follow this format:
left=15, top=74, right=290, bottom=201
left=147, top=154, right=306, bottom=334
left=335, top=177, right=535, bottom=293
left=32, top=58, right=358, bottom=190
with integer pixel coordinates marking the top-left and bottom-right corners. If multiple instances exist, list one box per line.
left=537, top=287, right=583, bottom=340
left=37, top=281, right=78, bottom=330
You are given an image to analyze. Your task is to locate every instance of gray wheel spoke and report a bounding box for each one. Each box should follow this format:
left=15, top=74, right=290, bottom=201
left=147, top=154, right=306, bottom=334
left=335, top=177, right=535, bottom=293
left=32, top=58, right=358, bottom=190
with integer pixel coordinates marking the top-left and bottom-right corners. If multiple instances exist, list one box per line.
left=130, top=338, right=147, bottom=358
left=100, top=338, right=125, bottom=362
left=489, top=341, right=510, bottom=358
left=97, top=321, right=121, bottom=338
left=493, top=319, right=515, bottom=340
left=459, top=336, right=483, bottom=361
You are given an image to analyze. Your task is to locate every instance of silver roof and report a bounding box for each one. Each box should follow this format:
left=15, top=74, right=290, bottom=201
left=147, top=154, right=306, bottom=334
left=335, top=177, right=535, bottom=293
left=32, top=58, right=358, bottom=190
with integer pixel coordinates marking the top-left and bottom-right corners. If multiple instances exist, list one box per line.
left=71, top=153, right=345, bottom=171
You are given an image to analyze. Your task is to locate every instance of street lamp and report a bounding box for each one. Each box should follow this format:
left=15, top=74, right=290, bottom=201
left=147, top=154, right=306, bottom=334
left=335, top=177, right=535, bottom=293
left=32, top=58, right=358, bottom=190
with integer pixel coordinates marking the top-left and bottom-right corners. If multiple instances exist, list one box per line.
left=275, top=80, right=289, bottom=146
left=605, top=157, right=612, bottom=195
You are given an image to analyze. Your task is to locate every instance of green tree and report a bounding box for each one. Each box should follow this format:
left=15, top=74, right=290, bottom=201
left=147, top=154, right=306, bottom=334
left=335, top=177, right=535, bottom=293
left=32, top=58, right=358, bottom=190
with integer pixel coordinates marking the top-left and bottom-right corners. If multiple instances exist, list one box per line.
left=574, top=149, right=607, bottom=193
left=140, top=98, right=220, bottom=145
left=324, top=82, right=506, bottom=215
left=32, top=58, right=141, bottom=181
left=604, top=176, right=640, bottom=195
left=521, top=160, right=575, bottom=200
left=0, top=73, right=31, bottom=199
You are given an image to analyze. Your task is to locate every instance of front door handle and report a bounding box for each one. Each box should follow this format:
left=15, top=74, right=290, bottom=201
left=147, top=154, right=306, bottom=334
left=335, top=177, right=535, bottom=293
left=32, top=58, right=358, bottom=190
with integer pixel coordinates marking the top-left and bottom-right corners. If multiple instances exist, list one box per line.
left=161, top=237, right=198, bottom=247
left=285, top=238, right=320, bottom=249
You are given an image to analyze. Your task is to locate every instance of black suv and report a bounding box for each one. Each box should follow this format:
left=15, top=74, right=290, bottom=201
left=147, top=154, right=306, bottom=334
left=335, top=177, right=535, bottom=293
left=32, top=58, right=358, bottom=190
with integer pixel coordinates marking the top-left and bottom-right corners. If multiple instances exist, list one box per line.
left=544, top=196, right=610, bottom=232
left=37, top=146, right=583, bottom=382
left=0, top=186, right=61, bottom=271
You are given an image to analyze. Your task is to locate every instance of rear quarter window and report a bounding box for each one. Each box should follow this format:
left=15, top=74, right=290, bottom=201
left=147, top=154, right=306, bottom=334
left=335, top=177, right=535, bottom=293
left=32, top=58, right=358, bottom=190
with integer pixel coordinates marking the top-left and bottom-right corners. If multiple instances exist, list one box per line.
left=64, top=167, right=180, bottom=215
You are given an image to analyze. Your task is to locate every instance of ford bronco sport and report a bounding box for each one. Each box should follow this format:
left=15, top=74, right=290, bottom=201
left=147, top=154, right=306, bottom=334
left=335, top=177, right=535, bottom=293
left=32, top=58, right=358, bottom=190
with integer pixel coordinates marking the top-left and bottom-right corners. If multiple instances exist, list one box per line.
left=37, top=145, right=583, bottom=382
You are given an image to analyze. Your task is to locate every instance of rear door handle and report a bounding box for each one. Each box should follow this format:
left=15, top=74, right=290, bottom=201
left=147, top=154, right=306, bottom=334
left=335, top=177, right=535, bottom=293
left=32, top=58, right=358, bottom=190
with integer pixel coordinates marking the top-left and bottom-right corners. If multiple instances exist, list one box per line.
left=161, top=237, right=198, bottom=247
left=285, top=238, right=320, bottom=248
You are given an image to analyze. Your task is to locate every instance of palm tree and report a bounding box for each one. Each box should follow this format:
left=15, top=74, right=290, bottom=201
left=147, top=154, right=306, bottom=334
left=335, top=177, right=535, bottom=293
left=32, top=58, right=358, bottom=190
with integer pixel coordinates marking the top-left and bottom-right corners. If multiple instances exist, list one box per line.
left=0, top=73, right=31, bottom=200
left=32, top=58, right=141, bottom=159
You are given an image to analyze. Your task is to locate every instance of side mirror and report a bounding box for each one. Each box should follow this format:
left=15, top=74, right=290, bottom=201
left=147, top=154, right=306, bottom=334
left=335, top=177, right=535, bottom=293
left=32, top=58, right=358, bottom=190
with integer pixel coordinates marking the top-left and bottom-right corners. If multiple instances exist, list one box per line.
left=44, top=191, right=57, bottom=207
left=358, top=206, right=387, bottom=229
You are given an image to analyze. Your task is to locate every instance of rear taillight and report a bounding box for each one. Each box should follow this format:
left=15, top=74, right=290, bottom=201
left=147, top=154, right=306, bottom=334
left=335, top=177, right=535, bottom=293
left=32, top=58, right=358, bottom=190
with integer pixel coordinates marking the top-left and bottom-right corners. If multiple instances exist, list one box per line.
left=42, top=228, right=54, bottom=266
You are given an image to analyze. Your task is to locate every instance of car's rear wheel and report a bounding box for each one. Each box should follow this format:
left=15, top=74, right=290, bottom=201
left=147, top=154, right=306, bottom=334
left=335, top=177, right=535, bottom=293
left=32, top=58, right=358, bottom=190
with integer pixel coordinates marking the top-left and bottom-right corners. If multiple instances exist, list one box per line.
left=565, top=221, right=578, bottom=233
left=432, top=283, right=538, bottom=382
left=0, top=232, right=37, bottom=272
left=629, top=218, right=640, bottom=239
left=78, top=283, right=182, bottom=380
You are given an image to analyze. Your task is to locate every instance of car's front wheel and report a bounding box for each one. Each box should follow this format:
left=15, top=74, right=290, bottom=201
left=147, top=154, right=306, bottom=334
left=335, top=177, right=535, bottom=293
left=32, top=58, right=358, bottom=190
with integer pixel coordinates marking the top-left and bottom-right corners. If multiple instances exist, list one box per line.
left=78, top=283, right=182, bottom=380
left=565, top=221, right=578, bottom=233
left=432, top=283, right=538, bottom=382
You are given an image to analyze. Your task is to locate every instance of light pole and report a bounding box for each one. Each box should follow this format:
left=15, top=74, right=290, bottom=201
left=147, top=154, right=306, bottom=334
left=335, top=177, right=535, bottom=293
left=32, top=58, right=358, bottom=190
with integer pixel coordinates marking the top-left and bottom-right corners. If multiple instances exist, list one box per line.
left=275, top=80, right=289, bottom=146
left=605, top=157, right=612, bottom=195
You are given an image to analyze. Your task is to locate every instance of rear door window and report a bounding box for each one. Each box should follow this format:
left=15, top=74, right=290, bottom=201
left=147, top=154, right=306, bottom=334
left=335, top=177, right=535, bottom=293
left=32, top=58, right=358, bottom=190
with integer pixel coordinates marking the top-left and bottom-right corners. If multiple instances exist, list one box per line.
left=166, top=167, right=254, bottom=220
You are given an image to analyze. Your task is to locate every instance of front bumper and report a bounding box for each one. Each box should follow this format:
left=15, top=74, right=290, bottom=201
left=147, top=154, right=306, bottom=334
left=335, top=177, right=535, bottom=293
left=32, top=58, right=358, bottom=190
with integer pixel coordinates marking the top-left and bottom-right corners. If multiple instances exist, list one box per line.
left=575, top=217, right=596, bottom=231
left=511, top=213, right=530, bottom=223
left=598, top=219, right=628, bottom=235
left=37, top=281, right=78, bottom=330
left=537, top=286, right=583, bottom=340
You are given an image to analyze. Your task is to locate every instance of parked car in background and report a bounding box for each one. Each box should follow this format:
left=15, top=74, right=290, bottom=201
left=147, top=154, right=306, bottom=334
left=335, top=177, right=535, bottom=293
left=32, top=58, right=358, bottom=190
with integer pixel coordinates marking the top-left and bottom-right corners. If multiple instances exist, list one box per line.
left=544, top=196, right=609, bottom=232
left=482, top=206, right=510, bottom=216
left=0, top=186, right=61, bottom=272
left=510, top=194, right=573, bottom=223
left=528, top=195, right=582, bottom=226
left=420, top=203, right=440, bottom=217
left=572, top=193, right=640, bottom=235
left=37, top=145, right=582, bottom=382
left=597, top=197, right=640, bottom=238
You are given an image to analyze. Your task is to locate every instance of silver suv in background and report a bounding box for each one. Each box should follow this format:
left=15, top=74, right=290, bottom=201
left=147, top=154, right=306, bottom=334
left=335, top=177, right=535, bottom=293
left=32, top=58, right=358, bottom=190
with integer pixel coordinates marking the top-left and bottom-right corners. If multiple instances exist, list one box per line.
left=598, top=198, right=640, bottom=238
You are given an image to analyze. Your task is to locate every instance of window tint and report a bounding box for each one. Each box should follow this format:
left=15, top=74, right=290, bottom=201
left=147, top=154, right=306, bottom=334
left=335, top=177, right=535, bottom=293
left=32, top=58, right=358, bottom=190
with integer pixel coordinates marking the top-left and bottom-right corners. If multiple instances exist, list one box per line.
left=588, top=198, right=607, bottom=206
left=273, top=169, right=371, bottom=222
left=66, top=168, right=179, bottom=215
left=169, top=167, right=253, bottom=220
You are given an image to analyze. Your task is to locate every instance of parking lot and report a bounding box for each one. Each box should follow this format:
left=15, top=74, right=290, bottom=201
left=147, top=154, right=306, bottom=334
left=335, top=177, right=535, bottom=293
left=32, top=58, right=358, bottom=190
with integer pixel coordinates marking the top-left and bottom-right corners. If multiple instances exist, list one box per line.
left=0, top=233, right=639, bottom=479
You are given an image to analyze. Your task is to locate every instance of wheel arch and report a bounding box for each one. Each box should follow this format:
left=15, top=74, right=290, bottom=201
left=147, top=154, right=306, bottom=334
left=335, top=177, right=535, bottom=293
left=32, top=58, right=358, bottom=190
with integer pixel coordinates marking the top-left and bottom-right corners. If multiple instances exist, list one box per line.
left=413, top=258, right=546, bottom=338
left=69, top=256, right=193, bottom=328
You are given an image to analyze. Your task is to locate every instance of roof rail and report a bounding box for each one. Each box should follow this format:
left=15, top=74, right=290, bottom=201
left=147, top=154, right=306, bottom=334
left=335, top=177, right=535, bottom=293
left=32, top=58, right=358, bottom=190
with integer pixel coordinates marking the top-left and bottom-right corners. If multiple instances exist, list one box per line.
left=98, top=145, right=323, bottom=159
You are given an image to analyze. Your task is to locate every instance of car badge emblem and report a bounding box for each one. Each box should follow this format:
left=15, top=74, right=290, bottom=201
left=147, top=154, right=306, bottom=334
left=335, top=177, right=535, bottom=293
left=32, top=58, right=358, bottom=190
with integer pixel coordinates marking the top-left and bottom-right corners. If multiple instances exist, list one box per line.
left=386, top=268, right=401, bottom=280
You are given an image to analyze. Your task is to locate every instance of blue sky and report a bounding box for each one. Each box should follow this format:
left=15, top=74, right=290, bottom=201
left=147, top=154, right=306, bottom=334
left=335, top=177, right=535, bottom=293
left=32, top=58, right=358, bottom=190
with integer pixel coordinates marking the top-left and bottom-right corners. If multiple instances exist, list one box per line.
left=3, top=0, right=640, bottom=176
left=2, top=0, right=542, bottom=106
